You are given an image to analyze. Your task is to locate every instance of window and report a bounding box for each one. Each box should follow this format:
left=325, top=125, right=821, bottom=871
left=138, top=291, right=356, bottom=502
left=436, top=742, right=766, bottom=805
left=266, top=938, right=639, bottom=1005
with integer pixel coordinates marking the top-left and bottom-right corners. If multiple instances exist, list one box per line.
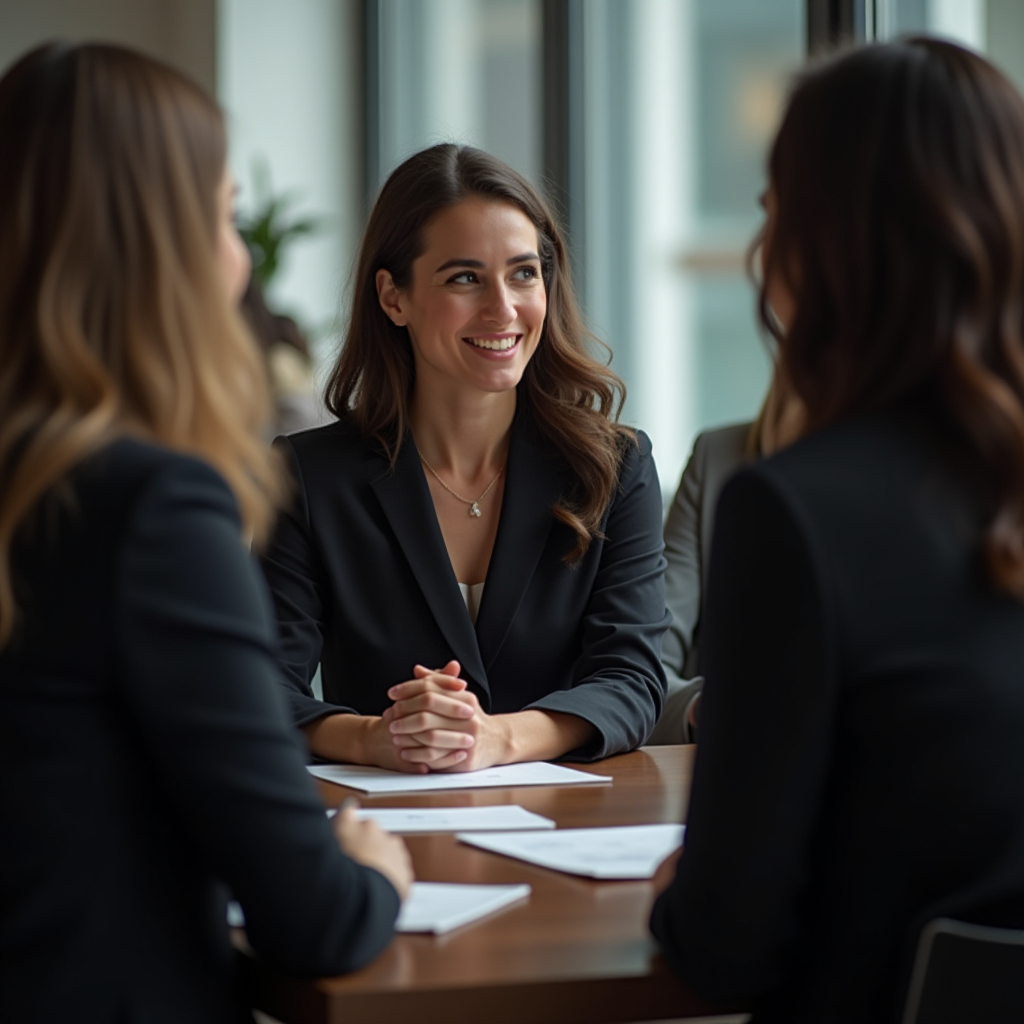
left=368, top=0, right=542, bottom=191
left=575, top=0, right=804, bottom=492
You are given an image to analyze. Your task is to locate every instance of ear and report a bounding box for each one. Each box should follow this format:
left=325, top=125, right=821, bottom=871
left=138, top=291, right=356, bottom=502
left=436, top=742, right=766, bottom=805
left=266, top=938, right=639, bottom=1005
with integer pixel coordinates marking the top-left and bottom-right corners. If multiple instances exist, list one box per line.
left=376, top=269, right=408, bottom=327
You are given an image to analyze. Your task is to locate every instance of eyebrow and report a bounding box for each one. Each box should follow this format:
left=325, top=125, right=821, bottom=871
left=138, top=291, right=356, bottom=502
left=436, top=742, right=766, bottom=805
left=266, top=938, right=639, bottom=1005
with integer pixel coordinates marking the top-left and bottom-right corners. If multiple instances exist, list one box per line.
left=434, top=252, right=541, bottom=274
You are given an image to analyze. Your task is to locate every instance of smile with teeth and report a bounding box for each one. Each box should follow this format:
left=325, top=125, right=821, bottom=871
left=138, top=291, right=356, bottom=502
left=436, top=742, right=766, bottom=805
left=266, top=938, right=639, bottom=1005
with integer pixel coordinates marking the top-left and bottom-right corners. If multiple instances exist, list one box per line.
left=464, top=334, right=521, bottom=351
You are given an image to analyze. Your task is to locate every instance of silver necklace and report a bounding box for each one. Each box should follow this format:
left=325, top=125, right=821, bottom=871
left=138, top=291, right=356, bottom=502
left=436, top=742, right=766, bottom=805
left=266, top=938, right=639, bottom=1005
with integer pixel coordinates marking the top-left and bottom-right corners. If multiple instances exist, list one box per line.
left=418, top=450, right=506, bottom=518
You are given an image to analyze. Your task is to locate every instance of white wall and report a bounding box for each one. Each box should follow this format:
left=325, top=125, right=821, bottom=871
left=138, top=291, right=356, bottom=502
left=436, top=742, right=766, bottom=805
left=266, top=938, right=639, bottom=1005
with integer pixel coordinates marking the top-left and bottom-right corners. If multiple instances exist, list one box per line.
left=0, top=0, right=361, bottom=367
left=0, top=0, right=215, bottom=90
left=217, top=0, right=363, bottom=364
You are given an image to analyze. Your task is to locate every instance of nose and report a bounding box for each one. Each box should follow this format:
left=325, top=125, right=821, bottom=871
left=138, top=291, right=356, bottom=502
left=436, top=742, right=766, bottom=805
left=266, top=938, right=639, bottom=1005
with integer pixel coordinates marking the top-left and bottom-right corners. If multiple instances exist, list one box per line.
left=481, top=278, right=516, bottom=324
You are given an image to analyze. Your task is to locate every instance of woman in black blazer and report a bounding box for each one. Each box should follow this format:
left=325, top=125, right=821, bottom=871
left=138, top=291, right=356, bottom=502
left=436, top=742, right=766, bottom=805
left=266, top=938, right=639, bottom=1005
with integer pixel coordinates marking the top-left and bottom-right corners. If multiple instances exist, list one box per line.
left=650, top=38, right=1024, bottom=1022
left=0, top=44, right=410, bottom=1024
left=260, top=145, right=669, bottom=772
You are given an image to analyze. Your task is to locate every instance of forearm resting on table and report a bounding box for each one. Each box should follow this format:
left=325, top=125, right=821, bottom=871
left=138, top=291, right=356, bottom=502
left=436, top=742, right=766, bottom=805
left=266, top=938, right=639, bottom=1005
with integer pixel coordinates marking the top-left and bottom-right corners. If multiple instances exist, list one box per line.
left=303, top=712, right=379, bottom=764
left=502, top=708, right=598, bottom=763
left=303, top=708, right=596, bottom=766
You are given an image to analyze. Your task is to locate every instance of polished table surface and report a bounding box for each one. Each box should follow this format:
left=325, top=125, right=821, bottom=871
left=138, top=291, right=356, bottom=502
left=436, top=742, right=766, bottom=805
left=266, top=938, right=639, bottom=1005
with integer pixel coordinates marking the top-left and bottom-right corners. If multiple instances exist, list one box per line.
left=237, top=745, right=729, bottom=1024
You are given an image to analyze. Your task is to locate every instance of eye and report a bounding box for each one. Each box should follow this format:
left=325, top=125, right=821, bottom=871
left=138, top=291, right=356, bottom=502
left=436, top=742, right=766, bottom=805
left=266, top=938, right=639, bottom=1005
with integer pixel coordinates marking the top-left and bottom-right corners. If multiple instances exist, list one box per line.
left=446, top=270, right=479, bottom=285
left=511, top=264, right=540, bottom=281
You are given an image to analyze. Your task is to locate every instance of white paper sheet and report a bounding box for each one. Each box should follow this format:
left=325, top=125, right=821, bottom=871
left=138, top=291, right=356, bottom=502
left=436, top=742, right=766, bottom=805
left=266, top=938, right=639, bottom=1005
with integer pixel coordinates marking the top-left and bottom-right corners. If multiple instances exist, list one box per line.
left=307, top=760, right=612, bottom=794
left=456, top=823, right=685, bottom=879
left=228, top=882, right=531, bottom=935
left=324, top=805, right=555, bottom=832
left=397, top=882, right=531, bottom=934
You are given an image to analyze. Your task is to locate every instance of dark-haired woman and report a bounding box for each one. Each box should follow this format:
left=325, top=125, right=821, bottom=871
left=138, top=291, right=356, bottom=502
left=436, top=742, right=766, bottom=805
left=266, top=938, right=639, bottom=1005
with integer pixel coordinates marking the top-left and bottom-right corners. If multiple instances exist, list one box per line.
left=0, top=43, right=410, bottom=1024
left=651, top=38, right=1024, bottom=1023
left=260, top=144, right=668, bottom=772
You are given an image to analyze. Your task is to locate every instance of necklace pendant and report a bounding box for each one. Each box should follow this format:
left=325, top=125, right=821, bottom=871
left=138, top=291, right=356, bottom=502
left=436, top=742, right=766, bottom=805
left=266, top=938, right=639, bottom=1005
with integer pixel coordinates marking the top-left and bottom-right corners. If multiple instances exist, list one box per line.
left=469, top=502, right=482, bottom=517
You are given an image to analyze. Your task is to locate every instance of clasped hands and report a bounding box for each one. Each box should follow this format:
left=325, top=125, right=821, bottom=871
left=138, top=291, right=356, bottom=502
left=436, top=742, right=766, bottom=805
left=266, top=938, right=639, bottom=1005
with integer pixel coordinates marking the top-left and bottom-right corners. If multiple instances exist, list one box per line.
left=379, top=660, right=509, bottom=773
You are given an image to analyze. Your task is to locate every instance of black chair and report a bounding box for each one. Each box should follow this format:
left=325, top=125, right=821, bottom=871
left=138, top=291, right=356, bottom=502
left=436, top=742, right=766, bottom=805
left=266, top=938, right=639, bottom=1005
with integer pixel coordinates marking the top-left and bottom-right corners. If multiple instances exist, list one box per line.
left=902, top=918, right=1024, bottom=1024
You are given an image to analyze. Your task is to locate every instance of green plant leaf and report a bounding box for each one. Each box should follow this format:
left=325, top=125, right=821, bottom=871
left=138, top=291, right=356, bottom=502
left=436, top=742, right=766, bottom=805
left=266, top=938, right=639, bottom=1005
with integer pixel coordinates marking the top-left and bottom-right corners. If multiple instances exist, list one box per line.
left=236, top=157, right=327, bottom=291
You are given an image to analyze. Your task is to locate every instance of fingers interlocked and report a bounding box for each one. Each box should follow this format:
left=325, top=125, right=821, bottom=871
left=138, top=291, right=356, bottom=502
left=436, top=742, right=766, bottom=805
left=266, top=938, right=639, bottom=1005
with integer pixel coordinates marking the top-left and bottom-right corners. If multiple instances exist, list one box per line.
left=380, top=662, right=482, bottom=769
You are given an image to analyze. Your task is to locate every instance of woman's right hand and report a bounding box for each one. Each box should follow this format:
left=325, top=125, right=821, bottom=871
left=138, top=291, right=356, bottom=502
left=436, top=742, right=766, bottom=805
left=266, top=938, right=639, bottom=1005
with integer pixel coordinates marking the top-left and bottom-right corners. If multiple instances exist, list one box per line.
left=383, top=661, right=483, bottom=770
left=304, top=663, right=468, bottom=771
left=334, top=804, right=414, bottom=900
left=305, top=711, right=445, bottom=773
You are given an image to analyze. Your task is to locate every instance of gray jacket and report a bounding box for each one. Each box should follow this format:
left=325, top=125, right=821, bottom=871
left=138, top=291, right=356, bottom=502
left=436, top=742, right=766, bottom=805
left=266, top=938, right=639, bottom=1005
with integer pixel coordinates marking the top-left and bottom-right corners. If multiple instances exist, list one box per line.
left=648, top=422, right=751, bottom=743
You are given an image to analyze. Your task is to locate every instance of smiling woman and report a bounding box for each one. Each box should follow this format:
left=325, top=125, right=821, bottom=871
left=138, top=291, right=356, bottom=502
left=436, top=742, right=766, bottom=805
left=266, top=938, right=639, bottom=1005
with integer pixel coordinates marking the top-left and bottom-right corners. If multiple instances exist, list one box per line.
left=259, top=143, right=670, bottom=774
left=376, top=196, right=547, bottom=412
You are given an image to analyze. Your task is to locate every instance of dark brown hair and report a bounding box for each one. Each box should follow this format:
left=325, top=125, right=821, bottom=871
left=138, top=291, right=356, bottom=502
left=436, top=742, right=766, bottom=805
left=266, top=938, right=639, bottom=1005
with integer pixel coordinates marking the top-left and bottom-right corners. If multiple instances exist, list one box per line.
left=325, top=143, right=632, bottom=562
left=761, top=38, right=1024, bottom=597
left=0, top=43, right=285, bottom=648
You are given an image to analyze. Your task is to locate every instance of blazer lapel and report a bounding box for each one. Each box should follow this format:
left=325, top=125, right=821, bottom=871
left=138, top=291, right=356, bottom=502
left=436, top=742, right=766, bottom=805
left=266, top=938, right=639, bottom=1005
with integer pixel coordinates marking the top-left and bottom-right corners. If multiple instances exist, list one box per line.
left=476, top=411, right=565, bottom=672
left=370, top=436, right=489, bottom=689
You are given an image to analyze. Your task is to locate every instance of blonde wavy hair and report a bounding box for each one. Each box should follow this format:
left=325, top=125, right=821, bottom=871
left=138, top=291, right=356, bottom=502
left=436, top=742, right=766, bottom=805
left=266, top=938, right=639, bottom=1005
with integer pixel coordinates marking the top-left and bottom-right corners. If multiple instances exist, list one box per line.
left=0, top=42, right=285, bottom=649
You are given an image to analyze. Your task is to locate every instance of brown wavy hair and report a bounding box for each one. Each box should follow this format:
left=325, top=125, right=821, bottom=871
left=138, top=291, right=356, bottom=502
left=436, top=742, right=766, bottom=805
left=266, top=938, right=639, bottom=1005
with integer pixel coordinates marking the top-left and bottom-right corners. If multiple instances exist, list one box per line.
left=761, top=38, right=1024, bottom=597
left=0, top=42, right=285, bottom=649
left=325, top=143, right=632, bottom=563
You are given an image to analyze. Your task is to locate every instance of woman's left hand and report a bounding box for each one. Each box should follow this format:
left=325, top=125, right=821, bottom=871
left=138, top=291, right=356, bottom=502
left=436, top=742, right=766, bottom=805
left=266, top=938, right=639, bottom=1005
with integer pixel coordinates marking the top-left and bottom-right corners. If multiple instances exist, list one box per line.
left=384, top=663, right=512, bottom=772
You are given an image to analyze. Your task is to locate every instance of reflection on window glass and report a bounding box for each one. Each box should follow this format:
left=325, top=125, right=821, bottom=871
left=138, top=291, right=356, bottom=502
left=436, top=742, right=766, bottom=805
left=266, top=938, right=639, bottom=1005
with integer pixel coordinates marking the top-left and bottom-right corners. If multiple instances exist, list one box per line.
left=688, top=0, right=802, bottom=440
left=887, top=0, right=1024, bottom=99
left=582, top=0, right=803, bottom=490
left=372, top=0, right=541, bottom=190
left=695, top=1, right=799, bottom=243
left=887, top=0, right=984, bottom=46
left=894, top=0, right=929, bottom=34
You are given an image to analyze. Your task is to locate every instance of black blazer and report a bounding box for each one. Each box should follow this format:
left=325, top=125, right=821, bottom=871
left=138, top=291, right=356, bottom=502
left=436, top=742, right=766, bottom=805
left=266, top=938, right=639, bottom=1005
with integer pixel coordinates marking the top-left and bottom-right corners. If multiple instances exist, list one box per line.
left=0, top=441, right=399, bottom=1024
left=650, top=407, right=1024, bottom=1023
left=260, top=408, right=669, bottom=760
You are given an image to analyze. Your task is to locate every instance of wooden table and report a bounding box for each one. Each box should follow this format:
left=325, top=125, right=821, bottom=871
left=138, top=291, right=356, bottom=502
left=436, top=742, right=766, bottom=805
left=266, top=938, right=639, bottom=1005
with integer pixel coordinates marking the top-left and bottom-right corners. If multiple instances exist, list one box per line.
left=237, top=745, right=728, bottom=1024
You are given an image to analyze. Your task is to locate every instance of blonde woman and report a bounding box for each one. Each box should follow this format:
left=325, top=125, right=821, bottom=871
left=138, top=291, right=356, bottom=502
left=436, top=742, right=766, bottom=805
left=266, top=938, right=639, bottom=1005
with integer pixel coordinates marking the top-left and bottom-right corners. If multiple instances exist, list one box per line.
left=0, top=43, right=410, bottom=1024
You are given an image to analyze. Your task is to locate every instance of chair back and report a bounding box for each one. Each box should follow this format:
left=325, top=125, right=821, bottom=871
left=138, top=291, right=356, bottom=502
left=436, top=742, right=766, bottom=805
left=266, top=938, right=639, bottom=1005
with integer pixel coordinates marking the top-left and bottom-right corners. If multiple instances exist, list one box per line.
left=902, top=917, right=1024, bottom=1024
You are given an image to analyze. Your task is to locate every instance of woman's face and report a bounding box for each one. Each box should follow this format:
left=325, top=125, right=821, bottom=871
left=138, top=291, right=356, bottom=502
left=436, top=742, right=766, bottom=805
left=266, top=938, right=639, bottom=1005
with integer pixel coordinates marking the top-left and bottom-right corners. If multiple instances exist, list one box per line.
left=216, top=167, right=250, bottom=306
left=760, top=185, right=797, bottom=331
left=377, top=196, right=547, bottom=399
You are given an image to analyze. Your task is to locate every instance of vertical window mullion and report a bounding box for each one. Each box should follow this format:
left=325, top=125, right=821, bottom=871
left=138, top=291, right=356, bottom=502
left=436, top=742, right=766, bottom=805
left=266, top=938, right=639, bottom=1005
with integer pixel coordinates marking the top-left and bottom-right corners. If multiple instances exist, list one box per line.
left=807, top=0, right=870, bottom=55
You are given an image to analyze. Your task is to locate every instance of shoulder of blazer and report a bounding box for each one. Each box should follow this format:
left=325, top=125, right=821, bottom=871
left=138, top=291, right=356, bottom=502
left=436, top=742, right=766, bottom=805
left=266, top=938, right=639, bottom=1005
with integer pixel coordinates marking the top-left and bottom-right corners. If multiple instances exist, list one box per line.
left=606, top=428, right=659, bottom=518
left=699, top=422, right=752, bottom=469
left=613, top=427, right=654, bottom=486
left=275, top=419, right=392, bottom=482
left=71, top=437, right=233, bottom=506
left=693, top=422, right=752, bottom=513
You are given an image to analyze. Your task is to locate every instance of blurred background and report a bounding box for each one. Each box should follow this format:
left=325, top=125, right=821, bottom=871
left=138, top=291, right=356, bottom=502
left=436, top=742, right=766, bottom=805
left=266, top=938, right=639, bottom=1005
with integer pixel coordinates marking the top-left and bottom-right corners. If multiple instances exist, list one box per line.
left=2, top=0, right=1022, bottom=492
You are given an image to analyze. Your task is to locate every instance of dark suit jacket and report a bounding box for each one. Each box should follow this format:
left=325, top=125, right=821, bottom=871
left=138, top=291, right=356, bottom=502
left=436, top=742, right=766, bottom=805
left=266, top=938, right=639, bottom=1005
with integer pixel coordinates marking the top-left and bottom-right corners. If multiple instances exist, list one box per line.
left=0, top=440, right=399, bottom=1024
left=650, top=406, right=1024, bottom=1023
left=260, top=407, right=669, bottom=760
